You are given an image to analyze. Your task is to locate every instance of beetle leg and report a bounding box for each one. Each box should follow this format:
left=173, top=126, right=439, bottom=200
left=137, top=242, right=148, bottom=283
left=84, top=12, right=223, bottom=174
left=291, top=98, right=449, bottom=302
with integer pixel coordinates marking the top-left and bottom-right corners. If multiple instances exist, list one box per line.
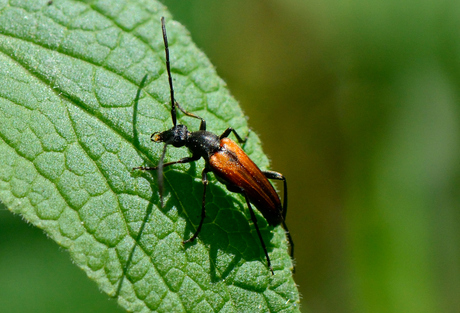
left=262, top=171, right=287, bottom=219
left=183, top=167, right=210, bottom=244
left=280, top=220, right=294, bottom=271
left=132, top=155, right=200, bottom=171
left=175, top=101, right=207, bottom=130
left=244, top=193, right=274, bottom=275
left=219, top=127, right=249, bottom=143
left=133, top=151, right=200, bottom=207
left=262, top=171, right=294, bottom=266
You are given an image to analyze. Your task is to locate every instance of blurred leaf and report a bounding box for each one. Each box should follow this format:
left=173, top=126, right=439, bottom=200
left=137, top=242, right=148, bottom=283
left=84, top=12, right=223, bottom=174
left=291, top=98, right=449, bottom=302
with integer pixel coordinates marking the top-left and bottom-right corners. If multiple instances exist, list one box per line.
left=0, top=0, right=298, bottom=312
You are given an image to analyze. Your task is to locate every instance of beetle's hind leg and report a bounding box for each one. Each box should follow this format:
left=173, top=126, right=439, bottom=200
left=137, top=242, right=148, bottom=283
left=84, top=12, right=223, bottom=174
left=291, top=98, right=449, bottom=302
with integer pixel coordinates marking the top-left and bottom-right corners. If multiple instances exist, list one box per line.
left=263, top=170, right=294, bottom=271
left=262, top=171, right=287, bottom=220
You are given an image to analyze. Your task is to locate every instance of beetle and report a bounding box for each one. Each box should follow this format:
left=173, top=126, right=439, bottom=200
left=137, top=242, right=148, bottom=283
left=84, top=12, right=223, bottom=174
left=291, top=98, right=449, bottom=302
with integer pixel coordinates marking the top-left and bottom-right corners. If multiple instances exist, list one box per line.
left=134, top=17, right=293, bottom=274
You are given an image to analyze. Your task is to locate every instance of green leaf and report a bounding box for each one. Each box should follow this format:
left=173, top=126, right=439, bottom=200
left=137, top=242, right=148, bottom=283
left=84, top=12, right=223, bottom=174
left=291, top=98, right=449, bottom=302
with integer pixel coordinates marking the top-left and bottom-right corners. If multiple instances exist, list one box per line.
left=0, top=0, right=299, bottom=312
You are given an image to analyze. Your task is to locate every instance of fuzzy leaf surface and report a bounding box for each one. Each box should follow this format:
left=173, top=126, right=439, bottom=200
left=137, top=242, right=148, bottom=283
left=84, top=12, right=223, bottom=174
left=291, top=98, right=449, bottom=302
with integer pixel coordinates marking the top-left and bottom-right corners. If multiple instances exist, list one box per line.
left=0, top=0, right=299, bottom=312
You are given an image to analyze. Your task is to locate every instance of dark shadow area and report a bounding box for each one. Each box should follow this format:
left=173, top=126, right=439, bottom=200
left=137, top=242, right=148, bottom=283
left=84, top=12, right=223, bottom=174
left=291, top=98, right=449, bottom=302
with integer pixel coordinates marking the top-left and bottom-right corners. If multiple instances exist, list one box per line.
left=119, top=161, right=276, bottom=293
left=116, top=74, right=155, bottom=297
left=166, top=169, right=275, bottom=281
left=132, top=74, right=149, bottom=151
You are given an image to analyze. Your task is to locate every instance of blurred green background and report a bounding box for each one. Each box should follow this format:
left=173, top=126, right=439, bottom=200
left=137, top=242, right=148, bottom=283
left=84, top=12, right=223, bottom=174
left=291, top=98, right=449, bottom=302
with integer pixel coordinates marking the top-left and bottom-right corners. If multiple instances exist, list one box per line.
left=2, top=0, right=460, bottom=312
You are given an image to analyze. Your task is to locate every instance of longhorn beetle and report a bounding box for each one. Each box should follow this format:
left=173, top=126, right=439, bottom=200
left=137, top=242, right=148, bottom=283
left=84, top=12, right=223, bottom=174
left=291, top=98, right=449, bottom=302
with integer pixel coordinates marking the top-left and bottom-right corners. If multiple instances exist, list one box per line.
left=134, top=17, right=294, bottom=274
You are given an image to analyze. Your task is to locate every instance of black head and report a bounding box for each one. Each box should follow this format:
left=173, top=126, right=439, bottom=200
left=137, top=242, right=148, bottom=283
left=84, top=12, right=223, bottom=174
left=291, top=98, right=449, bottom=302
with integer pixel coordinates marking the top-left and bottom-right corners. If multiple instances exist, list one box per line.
left=151, top=124, right=189, bottom=147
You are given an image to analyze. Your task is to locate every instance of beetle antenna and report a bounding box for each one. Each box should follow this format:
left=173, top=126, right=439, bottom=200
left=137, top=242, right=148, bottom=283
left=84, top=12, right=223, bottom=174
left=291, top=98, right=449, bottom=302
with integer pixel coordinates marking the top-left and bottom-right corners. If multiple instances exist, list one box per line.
left=158, top=143, right=168, bottom=207
left=161, top=17, right=177, bottom=127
